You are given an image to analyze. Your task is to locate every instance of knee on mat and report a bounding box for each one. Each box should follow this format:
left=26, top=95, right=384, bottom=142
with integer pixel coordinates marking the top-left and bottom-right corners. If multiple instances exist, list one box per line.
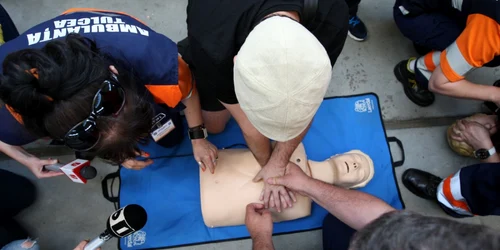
left=205, top=123, right=226, bottom=134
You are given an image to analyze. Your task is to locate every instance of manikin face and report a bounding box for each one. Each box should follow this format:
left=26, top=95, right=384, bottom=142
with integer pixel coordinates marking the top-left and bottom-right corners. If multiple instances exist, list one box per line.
left=328, top=150, right=374, bottom=188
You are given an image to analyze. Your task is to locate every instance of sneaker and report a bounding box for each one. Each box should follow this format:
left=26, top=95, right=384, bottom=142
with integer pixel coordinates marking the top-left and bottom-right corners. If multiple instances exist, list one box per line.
left=394, top=59, right=435, bottom=107
left=348, top=15, right=367, bottom=41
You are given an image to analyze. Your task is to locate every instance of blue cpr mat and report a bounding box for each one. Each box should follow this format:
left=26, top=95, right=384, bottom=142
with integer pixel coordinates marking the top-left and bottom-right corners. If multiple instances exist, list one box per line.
left=111, top=93, right=405, bottom=249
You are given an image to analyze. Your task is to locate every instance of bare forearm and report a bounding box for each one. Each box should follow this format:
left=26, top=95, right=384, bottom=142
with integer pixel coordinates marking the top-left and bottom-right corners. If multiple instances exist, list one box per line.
left=266, top=123, right=310, bottom=168
left=484, top=154, right=500, bottom=163
left=470, top=138, right=500, bottom=163
left=244, top=131, right=272, bottom=166
left=304, top=179, right=395, bottom=230
left=0, top=140, right=34, bottom=166
left=433, top=79, right=500, bottom=102
left=181, top=88, right=204, bottom=128
left=252, top=236, right=274, bottom=250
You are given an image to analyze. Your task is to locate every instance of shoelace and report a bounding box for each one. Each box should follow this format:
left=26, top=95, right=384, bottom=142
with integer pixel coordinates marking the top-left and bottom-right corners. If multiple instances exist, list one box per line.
left=349, top=16, right=360, bottom=26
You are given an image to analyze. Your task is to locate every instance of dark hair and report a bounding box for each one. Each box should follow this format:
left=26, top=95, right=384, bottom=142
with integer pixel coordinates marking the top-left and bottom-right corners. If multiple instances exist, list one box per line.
left=350, top=210, right=500, bottom=250
left=0, top=34, right=153, bottom=164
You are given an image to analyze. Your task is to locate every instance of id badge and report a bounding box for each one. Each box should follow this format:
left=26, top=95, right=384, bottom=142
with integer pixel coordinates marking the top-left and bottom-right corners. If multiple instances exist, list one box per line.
left=150, top=113, right=175, bottom=142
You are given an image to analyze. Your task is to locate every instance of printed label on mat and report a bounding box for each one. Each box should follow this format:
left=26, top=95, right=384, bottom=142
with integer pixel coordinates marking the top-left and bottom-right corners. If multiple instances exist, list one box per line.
left=151, top=113, right=175, bottom=142
left=125, top=230, right=147, bottom=248
left=354, top=98, right=374, bottom=113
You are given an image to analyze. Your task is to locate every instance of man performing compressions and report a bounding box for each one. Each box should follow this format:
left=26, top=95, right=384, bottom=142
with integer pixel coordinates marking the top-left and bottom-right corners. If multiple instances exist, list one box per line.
left=182, top=0, right=349, bottom=213
left=393, top=0, right=500, bottom=107
left=244, top=162, right=500, bottom=250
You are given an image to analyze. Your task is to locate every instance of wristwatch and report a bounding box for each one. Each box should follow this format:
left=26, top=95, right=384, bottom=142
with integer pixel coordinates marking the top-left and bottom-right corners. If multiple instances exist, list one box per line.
left=188, top=125, right=208, bottom=140
left=474, top=147, right=496, bottom=160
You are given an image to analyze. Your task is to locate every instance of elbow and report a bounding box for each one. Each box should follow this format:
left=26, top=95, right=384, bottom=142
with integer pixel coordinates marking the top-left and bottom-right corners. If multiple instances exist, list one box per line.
left=428, top=79, right=438, bottom=93
left=428, top=79, right=446, bottom=94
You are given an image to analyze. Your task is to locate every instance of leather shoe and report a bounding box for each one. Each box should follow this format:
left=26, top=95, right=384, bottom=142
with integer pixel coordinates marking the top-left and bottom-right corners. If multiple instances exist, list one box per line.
left=402, top=168, right=442, bottom=200
left=394, top=60, right=435, bottom=107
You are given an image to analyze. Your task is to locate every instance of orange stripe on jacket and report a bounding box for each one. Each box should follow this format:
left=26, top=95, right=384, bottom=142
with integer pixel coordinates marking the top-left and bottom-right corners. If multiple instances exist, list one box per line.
left=457, top=14, right=500, bottom=67
left=4, top=104, right=24, bottom=125
left=423, top=52, right=436, bottom=71
left=145, top=55, right=194, bottom=108
left=441, top=14, right=500, bottom=81
left=62, top=8, right=147, bottom=26
left=442, top=174, right=470, bottom=212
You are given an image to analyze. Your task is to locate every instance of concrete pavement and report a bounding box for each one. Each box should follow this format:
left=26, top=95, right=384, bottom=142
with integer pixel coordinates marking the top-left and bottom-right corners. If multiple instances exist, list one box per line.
left=1, top=0, right=499, bottom=249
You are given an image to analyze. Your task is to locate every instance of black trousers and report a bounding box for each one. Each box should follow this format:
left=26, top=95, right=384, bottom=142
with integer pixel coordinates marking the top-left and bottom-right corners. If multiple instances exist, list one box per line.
left=346, top=0, right=361, bottom=16
left=322, top=214, right=356, bottom=250
left=438, top=163, right=500, bottom=217
left=0, top=4, right=19, bottom=43
left=0, top=169, right=37, bottom=248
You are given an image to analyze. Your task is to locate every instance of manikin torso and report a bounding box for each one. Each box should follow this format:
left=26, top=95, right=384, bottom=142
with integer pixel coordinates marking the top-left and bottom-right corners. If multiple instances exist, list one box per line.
left=200, top=143, right=374, bottom=227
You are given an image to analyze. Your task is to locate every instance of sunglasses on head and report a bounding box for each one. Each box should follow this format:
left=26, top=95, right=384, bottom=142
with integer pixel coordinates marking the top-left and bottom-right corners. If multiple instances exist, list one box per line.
left=64, top=76, right=126, bottom=151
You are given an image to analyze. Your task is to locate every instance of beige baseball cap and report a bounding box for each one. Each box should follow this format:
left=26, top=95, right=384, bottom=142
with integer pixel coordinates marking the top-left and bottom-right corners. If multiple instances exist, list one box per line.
left=234, top=16, right=332, bottom=142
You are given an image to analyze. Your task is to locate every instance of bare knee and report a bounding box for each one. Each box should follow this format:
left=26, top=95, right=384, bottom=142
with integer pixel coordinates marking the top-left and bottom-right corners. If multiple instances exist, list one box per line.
left=21, top=239, right=38, bottom=249
left=203, top=110, right=230, bottom=134
left=4, top=239, right=39, bottom=250
left=205, top=123, right=226, bottom=134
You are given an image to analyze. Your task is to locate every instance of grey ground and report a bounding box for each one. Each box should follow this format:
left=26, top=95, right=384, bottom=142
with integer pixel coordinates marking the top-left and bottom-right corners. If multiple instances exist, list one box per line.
left=1, top=0, right=499, bottom=249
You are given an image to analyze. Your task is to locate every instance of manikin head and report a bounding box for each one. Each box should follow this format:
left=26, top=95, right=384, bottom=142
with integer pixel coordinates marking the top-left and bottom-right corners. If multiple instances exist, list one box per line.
left=446, top=113, right=497, bottom=158
left=327, top=150, right=374, bottom=188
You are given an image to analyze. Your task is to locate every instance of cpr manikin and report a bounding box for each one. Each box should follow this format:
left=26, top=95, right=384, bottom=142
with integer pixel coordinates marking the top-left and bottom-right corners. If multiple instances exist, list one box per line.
left=200, top=143, right=375, bottom=227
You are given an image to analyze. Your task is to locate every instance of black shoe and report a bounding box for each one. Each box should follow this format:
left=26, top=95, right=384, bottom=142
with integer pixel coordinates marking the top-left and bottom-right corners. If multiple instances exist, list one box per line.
left=402, top=168, right=442, bottom=200
left=394, top=59, right=435, bottom=107
left=348, top=15, right=367, bottom=41
left=483, top=79, right=500, bottom=113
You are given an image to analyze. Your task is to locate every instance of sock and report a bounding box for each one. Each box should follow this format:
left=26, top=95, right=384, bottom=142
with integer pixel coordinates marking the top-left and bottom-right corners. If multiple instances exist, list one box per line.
left=407, top=57, right=416, bottom=73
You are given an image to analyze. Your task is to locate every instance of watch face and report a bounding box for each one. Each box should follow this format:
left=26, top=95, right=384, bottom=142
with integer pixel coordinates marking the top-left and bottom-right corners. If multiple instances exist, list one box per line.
left=475, top=149, right=490, bottom=159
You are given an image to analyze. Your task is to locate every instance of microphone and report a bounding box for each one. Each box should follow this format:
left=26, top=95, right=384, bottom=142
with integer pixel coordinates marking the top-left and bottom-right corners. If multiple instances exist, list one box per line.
left=43, top=159, right=97, bottom=184
left=84, top=204, right=148, bottom=250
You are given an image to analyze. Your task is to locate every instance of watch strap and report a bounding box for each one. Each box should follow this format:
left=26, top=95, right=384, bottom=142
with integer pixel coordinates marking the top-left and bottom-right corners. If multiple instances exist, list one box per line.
left=488, top=146, right=496, bottom=156
left=188, top=125, right=207, bottom=140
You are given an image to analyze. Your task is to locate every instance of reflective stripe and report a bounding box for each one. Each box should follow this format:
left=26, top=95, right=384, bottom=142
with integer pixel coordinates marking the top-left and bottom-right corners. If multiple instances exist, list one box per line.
left=432, top=52, right=441, bottom=68
left=444, top=42, right=474, bottom=78
left=437, top=170, right=473, bottom=216
left=423, top=51, right=441, bottom=72
left=5, top=104, right=23, bottom=125
left=416, top=57, right=433, bottom=80
left=451, top=0, right=463, bottom=11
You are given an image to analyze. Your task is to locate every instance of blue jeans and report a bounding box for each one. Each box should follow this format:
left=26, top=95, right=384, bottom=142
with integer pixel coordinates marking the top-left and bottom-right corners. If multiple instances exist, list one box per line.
left=1, top=239, right=39, bottom=250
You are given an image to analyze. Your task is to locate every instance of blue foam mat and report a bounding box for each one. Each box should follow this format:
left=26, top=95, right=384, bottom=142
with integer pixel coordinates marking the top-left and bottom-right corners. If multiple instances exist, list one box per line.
left=118, top=93, right=404, bottom=249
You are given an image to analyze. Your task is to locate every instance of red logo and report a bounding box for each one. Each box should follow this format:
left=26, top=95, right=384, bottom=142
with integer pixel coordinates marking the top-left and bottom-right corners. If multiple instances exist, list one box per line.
left=70, top=174, right=78, bottom=179
left=71, top=162, right=80, bottom=167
